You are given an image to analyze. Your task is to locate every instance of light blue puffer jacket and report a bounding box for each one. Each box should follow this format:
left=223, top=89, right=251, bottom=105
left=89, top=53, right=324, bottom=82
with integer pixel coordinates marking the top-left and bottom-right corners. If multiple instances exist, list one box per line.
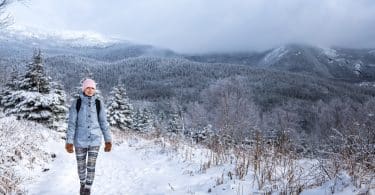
left=66, top=92, right=112, bottom=148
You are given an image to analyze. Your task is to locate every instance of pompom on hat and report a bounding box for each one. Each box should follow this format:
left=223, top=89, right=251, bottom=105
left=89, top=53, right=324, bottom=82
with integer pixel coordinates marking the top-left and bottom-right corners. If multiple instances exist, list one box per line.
left=82, top=79, right=96, bottom=91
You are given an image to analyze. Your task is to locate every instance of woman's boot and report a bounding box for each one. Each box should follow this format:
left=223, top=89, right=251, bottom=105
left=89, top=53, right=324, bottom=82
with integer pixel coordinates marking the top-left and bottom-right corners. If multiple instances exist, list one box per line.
left=80, top=183, right=85, bottom=195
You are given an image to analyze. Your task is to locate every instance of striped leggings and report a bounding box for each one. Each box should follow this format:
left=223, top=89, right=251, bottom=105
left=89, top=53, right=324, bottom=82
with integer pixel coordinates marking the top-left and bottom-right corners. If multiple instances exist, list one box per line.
left=75, top=146, right=100, bottom=188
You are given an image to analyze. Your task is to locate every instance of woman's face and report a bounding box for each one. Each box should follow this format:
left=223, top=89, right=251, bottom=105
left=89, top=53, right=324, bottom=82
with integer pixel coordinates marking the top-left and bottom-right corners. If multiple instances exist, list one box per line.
left=84, top=87, right=96, bottom=96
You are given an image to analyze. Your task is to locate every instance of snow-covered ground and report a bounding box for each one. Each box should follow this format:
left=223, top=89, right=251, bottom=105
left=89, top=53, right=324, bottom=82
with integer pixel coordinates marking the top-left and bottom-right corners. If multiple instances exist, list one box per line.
left=1, top=116, right=373, bottom=195
left=359, top=81, right=375, bottom=88
left=320, top=47, right=338, bottom=59
left=24, top=134, right=240, bottom=195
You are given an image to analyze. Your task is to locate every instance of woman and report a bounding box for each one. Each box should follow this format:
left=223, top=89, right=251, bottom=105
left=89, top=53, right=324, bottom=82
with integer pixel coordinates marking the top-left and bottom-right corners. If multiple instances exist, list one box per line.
left=65, top=78, right=112, bottom=195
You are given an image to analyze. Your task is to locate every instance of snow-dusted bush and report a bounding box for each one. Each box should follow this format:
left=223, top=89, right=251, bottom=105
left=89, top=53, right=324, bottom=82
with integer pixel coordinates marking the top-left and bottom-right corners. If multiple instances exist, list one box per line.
left=319, top=128, right=375, bottom=193
left=0, top=116, right=55, bottom=194
left=190, top=124, right=215, bottom=143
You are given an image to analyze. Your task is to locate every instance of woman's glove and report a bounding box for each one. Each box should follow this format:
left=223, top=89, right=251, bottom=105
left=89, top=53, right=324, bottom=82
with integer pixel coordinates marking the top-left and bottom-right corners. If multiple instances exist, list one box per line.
left=65, top=143, right=74, bottom=153
left=104, top=142, right=112, bottom=152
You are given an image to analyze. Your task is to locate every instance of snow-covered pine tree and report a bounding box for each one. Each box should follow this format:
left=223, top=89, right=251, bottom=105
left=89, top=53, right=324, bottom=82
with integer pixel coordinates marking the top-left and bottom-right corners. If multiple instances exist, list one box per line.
left=0, top=50, right=67, bottom=129
left=141, top=108, right=152, bottom=131
left=133, top=108, right=152, bottom=132
left=132, top=109, right=142, bottom=132
left=6, top=65, right=21, bottom=90
left=107, top=84, right=134, bottom=130
left=19, top=49, right=51, bottom=93
left=167, top=110, right=183, bottom=135
left=166, top=99, right=183, bottom=135
left=152, top=110, right=168, bottom=134
left=0, top=66, right=20, bottom=106
left=48, top=81, right=68, bottom=130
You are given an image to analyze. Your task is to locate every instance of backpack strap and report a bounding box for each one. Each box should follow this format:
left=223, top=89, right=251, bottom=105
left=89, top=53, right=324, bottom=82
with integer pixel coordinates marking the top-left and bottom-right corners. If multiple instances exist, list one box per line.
left=95, top=99, right=101, bottom=118
left=76, top=97, right=82, bottom=113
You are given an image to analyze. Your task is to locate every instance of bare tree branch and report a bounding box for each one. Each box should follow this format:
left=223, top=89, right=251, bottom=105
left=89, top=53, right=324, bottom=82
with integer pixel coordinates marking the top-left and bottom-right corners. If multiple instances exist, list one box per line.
left=0, top=0, right=9, bottom=7
left=0, top=0, right=12, bottom=28
left=0, top=0, right=24, bottom=29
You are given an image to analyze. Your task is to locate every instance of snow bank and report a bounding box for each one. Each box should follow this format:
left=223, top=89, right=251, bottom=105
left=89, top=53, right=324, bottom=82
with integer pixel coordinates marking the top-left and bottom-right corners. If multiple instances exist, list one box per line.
left=0, top=116, right=59, bottom=194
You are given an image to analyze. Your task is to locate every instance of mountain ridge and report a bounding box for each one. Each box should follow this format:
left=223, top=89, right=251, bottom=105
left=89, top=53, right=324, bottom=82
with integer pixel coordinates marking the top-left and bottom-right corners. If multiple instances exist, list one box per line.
left=1, top=31, right=375, bottom=110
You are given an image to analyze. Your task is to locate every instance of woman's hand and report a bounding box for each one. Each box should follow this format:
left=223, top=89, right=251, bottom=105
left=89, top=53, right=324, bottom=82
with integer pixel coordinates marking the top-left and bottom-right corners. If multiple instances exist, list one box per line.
left=65, top=143, right=74, bottom=153
left=104, top=142, right=112, bottom=152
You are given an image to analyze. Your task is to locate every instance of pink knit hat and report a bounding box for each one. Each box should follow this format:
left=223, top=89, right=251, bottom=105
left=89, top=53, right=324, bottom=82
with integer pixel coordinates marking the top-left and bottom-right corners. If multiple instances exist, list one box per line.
left=82, top=79, right=96, bottom=91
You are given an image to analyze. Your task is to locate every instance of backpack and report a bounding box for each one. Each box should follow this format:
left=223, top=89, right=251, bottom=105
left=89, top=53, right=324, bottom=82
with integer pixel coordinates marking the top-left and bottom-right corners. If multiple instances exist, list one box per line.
left=76, top=97, right=101, bottom=118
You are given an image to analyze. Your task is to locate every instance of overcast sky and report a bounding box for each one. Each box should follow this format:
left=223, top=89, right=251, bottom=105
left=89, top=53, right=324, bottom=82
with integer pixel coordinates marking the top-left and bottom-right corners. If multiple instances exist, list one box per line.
left=7, top=0, right=375, bottom=53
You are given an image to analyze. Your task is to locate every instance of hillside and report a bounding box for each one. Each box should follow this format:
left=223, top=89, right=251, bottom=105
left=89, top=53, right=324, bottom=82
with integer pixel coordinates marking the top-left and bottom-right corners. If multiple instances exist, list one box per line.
left=185, top=44, right=375, bottom=82
left=43, top=55, right=375, bottom=108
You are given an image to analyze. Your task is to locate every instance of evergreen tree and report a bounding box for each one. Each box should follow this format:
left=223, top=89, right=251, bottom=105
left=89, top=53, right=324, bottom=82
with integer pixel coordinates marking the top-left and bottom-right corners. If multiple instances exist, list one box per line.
left=0, top=50, right=67, bottom=129
left=48, top=81, right=68, bottom=130
left=0, top=66, right=20, bottom=105
left=132, top=109, right=142, bottom=132
left=153, top=110, right=168, bottom=134
left=133, top=108, right=152, bottom=132
left=107, top=84, right=134, bottom=130
left=167, top=110, right=183, bottom=134
left=6, top=65, right=21, bottom=90
left=141, top=108, right=152, bottom=131
left=19, top=49, right=51, bottom=93
left=167, top=99, right=183, bottom=135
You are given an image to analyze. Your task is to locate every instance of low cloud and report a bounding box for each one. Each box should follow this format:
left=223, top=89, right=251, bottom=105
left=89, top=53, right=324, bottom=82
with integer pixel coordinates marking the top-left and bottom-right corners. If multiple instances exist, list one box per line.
left=8, top=0, right=375, bottom=53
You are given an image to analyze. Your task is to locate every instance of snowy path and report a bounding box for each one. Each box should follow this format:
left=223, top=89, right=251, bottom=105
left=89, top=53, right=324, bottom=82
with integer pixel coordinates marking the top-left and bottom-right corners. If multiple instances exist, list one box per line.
left=25, top=137, right=228, bottom=195
left=22, top=133, right=360, bottom=195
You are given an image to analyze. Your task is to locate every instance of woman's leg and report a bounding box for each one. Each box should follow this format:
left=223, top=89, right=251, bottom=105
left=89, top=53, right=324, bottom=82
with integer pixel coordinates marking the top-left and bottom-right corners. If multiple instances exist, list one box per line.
left=75, top=147, right=88, bottom=185
left=85, top=146, right=100, bottom=189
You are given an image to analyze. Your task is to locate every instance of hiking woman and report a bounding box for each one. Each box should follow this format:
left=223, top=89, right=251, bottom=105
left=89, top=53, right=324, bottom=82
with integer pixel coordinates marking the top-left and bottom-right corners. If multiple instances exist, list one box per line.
left=65, top=78, right=112, bottom=195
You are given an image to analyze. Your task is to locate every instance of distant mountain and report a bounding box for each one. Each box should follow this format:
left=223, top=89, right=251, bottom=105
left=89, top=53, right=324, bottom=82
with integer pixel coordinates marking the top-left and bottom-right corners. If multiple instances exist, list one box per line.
left=2, top=29, right=374, bottom=83
left=185, top=44, right=375, bottom=82
left=0, top=28, right=178, bottom=61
